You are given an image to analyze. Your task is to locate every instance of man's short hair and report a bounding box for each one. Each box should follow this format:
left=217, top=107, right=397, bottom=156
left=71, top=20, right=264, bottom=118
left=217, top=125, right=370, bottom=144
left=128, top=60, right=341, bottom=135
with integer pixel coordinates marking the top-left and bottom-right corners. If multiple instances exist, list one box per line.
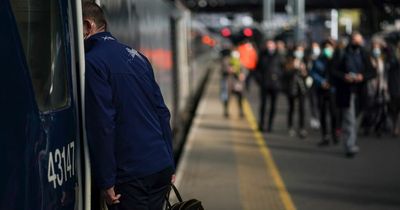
left=82, top=1, right=107, bottom=31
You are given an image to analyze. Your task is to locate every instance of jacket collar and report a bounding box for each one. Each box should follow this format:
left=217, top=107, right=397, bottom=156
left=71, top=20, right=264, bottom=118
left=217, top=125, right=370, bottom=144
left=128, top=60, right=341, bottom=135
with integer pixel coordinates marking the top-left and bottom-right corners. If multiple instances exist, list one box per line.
left=84, top=32, right=116, bottom=52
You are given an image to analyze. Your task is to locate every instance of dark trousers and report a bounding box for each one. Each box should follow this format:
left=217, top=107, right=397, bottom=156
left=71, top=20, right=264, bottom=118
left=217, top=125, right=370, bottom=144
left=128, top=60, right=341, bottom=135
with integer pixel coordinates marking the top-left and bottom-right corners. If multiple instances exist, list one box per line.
left=259, top=89, right=278, bottom=131
left=287, top=94, right=305, bottom=129
left=245, top=70, right=258, bottom=90
left=317, top=90, right=337, bottom=137
left=308, top=85, right=319, bottom=119
left=389, top=96, right=400, bottom=133
left=108, top=166, right=174, bottom=210
left=224, top=91, right=243, bottom=116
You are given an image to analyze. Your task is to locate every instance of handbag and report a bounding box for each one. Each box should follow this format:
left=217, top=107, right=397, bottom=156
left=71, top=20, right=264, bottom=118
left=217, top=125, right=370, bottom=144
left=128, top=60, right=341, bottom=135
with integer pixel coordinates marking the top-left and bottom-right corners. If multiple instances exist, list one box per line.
left=165, top=184, right=204, bottom=210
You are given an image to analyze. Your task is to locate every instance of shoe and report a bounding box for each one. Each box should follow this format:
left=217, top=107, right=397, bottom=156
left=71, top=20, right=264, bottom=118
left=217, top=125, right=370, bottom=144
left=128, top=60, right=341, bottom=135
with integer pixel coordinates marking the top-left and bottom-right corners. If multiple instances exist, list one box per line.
left=299, top=129, right=308, bottom=139
left=317, top=136, right=330, bottom=147
left=310, top=118, right=320, bottom=130
left=393, top=128, right=399, bottom=137
left=317, top=140, right=330, bottom=147
left=335, top=128, right=342, bottom=139
left=346, top=146, right=360, bottom=158
left=258, top=125, right=264, bottom=132
left=332, top=136, right=339, bottom=145
left=289, top=128, right=296, bottom=137
left=349, top=145, right=360, bottom=153
left=345, top=152, right=356, bottom=158
left=224, top=112, right=229, bottom=118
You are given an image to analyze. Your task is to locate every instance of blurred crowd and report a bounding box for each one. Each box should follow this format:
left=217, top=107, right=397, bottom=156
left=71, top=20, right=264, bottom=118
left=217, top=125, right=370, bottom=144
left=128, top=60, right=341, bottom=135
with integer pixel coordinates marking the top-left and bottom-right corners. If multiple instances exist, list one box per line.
left=219, top=32, right=400, bottom=157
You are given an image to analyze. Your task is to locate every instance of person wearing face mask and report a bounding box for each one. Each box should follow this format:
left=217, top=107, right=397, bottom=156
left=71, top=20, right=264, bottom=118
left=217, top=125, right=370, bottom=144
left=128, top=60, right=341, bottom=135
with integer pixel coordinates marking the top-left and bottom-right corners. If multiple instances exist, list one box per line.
left=387, top=41, right=400, bottom=137
left=83, top=2, right=175, bottom=209
left=331, top=32, right=376, bottom=158
left=256, top=40, right=284, bottom=132
left=311, top=40, right=338, bottom=146
left=307, top=42, right=322, bottom=131
left=283, top=45, right=308, bottom=138
left=361, top=40, right=390, bottom=136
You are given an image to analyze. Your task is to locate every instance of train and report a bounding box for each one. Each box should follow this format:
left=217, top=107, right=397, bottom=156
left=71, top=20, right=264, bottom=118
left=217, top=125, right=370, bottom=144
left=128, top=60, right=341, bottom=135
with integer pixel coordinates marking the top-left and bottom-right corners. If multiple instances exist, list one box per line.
left=0, top=0, right=217, bottom=209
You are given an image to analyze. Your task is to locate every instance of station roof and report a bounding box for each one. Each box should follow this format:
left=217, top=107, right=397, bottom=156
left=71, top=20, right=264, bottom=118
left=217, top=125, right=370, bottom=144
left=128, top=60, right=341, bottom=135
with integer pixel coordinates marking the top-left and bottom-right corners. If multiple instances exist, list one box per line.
left=181, top=0, right=400, bottom=13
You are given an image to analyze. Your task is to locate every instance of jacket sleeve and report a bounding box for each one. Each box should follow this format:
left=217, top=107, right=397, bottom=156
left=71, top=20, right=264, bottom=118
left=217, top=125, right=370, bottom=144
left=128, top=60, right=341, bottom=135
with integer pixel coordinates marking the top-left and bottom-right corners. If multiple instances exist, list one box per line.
left=143, top=56, right=175, bottom=170
left=362, top=50, right=377, bottom=81
left=85, top=58, right=117, bottom=190
left=330, top=50, right=346, bottom=81
left=310, top=61, right=326, bottom=87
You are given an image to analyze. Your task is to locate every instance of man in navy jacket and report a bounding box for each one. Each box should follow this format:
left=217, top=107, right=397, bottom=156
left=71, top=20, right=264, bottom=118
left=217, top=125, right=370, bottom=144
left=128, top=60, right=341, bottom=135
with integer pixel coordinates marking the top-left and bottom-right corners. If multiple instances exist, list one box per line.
left=83, top=2, right=174, bottom=209
left=331, top=32, right=376, bottom=157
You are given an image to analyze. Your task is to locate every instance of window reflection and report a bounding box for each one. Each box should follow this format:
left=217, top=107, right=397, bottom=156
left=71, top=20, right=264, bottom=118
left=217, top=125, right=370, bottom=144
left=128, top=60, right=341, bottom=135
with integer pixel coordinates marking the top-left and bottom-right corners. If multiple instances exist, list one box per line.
left=10, top=0, right=69, bottom=112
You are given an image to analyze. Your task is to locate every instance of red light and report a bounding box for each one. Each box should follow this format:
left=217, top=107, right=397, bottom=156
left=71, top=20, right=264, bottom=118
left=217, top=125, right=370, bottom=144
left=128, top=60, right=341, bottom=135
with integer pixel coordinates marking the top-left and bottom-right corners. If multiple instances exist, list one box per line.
left=243, top=28, right=253, bottom=37
left=221, top=28, right=231, bottom=37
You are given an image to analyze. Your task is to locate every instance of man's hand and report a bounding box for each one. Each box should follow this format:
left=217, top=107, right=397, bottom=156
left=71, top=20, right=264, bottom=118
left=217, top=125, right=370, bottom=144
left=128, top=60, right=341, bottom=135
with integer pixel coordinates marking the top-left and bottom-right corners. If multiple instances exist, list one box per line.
left=354, top=73, right=364, bottom=83
left=344, top=74, right=354, bottom=83
left=103, top=186, right=121, bottom=205
left=322, top=81, right=330, bottom=90
left=171, top=174, right=176, bottom=184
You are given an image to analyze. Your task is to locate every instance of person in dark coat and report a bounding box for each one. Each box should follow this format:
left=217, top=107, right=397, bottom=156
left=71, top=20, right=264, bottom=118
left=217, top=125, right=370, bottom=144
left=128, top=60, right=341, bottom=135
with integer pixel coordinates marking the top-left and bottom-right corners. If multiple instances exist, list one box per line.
left=283, top=45, right=308, bottom=138
left=387, top=42, right=400, bottom=137
left=311, top=40, right=338, bottom=146
left=331, top=32, right=376, bottom=157
left=256, top=40, right=284, bottom=132
left=83, top=3, right=174, bottom=209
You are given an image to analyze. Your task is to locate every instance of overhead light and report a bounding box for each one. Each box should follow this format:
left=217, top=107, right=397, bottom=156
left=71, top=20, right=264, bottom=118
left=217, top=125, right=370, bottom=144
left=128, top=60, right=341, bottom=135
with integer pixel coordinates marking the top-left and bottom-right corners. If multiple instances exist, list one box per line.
left=198, top=0, right=207, bottom=8
left=243, top=28, right=253, bottom=37
left=187, top=0, right=196, bottom=7
left=209, top=0, right=218, bottom=7
left=221, top=27, right=231, bottom=37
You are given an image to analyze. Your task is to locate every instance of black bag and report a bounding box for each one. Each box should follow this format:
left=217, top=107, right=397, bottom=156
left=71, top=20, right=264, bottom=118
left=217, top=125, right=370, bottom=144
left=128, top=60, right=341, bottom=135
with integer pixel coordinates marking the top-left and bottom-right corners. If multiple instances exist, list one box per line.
left=165, top=184, right=204, bottom=210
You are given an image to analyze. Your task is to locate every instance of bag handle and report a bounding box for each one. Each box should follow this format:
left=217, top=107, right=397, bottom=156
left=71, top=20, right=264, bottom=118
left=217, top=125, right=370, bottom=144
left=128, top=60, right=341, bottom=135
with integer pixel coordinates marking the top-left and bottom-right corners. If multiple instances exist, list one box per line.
left=165, top=184, right=183, bottom=209
left=171, top=184, right=183, bottom=202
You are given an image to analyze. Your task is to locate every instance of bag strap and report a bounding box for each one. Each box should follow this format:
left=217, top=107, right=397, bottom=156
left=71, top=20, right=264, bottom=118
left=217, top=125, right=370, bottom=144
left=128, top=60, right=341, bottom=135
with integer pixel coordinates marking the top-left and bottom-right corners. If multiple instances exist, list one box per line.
left=165, top=184, right=183, bottom=209
left=171, top=184, right=183, bottom=202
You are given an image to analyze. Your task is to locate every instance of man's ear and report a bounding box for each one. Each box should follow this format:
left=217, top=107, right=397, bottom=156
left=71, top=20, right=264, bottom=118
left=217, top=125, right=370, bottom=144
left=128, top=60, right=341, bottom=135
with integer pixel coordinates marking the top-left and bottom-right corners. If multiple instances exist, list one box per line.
left=83, top=19, right=93, bottom=37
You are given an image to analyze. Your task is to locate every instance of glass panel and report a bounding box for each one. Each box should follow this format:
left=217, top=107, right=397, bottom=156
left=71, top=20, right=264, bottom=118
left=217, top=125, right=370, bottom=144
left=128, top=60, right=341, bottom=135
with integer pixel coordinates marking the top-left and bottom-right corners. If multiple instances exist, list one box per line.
left=10, top=0, right=69, bottom=112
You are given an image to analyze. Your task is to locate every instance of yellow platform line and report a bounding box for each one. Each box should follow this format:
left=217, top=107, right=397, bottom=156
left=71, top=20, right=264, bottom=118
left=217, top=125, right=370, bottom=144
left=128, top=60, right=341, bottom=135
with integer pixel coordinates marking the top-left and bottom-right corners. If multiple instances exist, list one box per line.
left=243, top=99, right=297, bottom=210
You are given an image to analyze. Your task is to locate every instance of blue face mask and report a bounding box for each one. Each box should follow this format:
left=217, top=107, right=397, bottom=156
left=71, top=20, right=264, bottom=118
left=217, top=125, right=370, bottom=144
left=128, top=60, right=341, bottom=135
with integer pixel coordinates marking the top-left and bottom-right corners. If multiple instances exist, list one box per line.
left=373, top=48, right=381, bottom=57
left=323, top=48, right=334, bottom=59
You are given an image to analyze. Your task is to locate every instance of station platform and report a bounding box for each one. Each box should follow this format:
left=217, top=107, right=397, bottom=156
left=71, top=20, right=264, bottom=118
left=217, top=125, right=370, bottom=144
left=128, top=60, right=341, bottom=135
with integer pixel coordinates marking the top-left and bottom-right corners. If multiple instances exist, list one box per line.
left=174, top=66, right=400, bottom=210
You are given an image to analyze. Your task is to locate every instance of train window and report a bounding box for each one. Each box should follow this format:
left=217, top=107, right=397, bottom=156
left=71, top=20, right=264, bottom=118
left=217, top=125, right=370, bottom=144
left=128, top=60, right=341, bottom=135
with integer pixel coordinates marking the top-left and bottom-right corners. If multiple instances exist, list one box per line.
left=10, top=0, right=69, bottom=112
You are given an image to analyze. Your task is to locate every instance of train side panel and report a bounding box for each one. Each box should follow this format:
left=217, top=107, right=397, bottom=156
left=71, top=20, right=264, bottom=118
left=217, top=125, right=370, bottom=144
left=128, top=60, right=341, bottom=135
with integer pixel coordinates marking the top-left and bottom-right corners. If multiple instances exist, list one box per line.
left=1, top=0, right=80, bottom=209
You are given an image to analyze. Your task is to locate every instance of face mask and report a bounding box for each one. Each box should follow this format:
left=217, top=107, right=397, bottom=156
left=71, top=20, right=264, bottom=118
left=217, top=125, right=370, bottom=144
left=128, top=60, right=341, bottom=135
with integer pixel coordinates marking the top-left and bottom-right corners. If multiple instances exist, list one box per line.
left=231, top=51, right=240, bottom=58
left=312, top=47, right=321, bottom=57
left=294, top=50, right=304, bottom=59
left=351, top=43, right=361, bottom=49
left=323, top=48, right=334, bottom=59
left=268, top=48, right=276, bottom=54
left=372, top=48, right=381, bottom=57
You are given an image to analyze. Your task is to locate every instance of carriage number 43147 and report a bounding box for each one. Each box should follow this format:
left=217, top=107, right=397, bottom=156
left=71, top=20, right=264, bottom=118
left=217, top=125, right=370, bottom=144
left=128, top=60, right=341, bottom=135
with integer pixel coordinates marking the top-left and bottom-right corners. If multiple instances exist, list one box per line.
left=48, top=142, right=75, bottom=189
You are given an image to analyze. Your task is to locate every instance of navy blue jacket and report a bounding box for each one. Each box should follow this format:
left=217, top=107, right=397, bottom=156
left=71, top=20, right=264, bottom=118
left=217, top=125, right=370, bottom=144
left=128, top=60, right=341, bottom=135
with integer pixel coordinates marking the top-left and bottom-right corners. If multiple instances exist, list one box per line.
left=310, top=56, right=335, bottom=93
left=331, top=45, right=376, bottom=108
left=84, top=32, right=174, bottom=189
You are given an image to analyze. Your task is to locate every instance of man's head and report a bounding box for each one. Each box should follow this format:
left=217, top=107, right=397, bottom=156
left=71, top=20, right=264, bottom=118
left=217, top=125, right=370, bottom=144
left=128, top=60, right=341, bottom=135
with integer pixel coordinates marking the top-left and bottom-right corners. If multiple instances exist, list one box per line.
left=322, top=40, right=335, bottom=59
left=351, top=32, right=364, bottom=47
left=82, top=1, right=107, bottom=39
left=265, top=40, right=276, bottom=53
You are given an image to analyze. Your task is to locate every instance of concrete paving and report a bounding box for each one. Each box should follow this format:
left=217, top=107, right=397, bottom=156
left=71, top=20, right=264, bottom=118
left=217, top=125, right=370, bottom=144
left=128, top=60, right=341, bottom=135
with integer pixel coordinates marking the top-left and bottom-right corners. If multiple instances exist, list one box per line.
left=175, top=66, right=400, bottom=210
left=246, top=78, right=400, bottom=210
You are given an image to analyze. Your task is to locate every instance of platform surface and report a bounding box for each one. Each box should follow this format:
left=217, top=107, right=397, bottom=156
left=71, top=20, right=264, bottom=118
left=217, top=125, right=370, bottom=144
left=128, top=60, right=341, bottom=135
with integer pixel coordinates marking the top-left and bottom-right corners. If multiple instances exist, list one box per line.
left=175, top=67, right=400, bottom=210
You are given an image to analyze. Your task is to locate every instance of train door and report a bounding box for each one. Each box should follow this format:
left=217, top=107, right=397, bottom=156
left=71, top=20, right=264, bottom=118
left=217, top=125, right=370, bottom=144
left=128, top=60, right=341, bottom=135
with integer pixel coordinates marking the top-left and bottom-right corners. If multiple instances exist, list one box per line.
left=170, top=16, right=180, bottom=136
left=1, top=0, right=80, bottom=209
